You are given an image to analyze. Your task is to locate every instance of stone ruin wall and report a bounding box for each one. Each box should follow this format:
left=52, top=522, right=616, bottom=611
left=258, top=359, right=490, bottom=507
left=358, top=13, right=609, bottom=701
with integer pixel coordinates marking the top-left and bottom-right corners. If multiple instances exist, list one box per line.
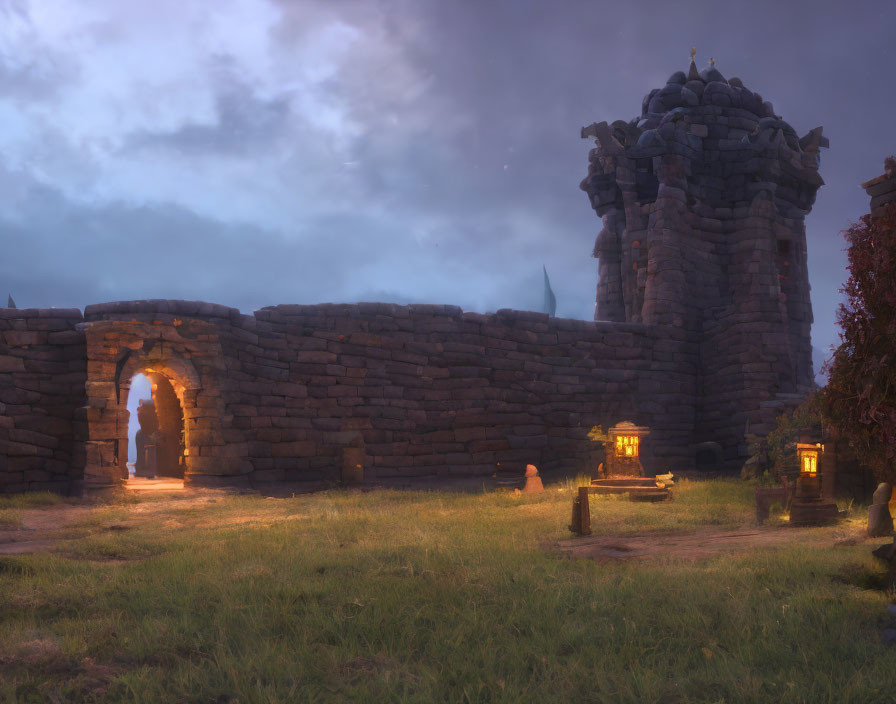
left=580, top=58, right=827, bottom=466
left=0, top=308, right=87, bottom=493
left=1, top=300, right=700, bottom=494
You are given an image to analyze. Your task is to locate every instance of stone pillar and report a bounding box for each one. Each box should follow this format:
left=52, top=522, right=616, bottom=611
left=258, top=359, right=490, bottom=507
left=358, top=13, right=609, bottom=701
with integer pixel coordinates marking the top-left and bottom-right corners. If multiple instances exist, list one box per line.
left=149, top=373, right=184, bottom=478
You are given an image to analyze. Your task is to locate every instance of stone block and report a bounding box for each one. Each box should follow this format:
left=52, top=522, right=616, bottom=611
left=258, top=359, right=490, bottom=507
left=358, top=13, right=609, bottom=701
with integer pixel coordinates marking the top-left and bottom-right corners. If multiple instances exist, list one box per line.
left=271, top=441, right=318, bottom=457
left=0, top=356, right=26, bottom=373
left=8, top=428, right=59, bottom=449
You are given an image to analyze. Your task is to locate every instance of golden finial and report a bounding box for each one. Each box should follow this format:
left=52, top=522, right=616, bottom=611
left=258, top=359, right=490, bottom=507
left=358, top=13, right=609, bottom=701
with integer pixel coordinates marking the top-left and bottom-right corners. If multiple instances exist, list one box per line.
left=710, top=57, right=716, bottom=66
left=690, top=47, right=696, bottom=61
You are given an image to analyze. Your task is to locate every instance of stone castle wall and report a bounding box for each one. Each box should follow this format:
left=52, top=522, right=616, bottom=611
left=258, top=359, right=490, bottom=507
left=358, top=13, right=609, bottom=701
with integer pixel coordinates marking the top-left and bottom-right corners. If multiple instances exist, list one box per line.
left=0, top=309, right=86, bottom=493
left=1, top=300, right=700, bottom=493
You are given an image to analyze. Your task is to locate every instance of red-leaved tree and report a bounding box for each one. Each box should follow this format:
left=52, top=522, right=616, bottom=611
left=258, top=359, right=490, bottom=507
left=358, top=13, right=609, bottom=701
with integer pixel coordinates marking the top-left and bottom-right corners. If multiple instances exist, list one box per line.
left=823, top=167, right=896, bottom=483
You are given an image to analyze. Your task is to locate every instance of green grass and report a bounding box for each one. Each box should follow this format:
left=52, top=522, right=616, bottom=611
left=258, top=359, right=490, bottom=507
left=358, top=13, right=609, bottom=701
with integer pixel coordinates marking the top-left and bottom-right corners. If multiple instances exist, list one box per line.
left=0, top=491, right=65, bottom=509
left=0, top=509, right=22, bottom=529
left=0, top=479, right=894, bottom=703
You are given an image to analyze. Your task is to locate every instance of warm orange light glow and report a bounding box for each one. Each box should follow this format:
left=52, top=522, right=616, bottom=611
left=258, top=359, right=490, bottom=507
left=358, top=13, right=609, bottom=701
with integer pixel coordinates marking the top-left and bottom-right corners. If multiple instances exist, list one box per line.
left=615, top=435, right=639, bottom=457
left=796, top=443, right=820, bottom=477
left=801, top=452, right=817, bottom=476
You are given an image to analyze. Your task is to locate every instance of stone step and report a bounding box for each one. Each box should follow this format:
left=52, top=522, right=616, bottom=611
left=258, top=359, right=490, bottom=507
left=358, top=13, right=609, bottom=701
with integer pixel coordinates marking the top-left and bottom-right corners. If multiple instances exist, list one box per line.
left=789, top=500, right=839, bottom=525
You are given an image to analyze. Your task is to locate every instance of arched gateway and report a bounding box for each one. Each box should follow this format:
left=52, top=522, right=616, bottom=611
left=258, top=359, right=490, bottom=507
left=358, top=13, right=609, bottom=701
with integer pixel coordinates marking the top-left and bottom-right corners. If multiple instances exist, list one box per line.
left=79, top=304, right=245, bottom=489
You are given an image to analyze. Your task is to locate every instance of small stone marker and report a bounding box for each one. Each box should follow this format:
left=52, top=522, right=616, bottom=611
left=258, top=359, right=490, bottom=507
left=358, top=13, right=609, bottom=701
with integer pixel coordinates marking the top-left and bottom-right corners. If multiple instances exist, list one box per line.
left=522, top=464, right=543, bottom=493
left=868, top=483, right=894, bottom=537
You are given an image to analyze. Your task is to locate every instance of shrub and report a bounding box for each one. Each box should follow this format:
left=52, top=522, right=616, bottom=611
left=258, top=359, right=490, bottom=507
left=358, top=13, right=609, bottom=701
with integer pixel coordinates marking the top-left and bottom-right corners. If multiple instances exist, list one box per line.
left=821, top=180, right=896, bottom=484
left=743, top=393, right=824, bottom=482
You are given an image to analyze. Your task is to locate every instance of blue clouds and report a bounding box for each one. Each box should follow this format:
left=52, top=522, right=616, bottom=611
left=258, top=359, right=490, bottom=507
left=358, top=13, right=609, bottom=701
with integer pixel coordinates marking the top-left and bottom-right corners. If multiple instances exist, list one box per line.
left=0, top=0, right=894, bottom=361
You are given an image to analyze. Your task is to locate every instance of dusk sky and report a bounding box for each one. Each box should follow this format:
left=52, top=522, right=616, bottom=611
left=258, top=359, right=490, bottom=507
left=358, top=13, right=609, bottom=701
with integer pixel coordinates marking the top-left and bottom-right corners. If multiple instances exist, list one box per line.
left=2, top=0, right=894, bottom=386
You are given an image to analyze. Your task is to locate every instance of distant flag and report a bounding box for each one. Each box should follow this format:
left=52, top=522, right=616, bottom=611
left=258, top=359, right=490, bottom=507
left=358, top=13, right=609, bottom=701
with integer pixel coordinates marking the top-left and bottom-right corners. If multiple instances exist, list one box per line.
left=542, top=265, right=556, bottom=317
left=7, top=294, right=15, bottom=309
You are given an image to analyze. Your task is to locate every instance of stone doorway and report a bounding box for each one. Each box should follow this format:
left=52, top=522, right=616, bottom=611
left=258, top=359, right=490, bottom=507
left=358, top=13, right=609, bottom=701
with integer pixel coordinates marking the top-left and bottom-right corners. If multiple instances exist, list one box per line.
left=114, top=360, right=195, bottom=487
left=79, top=310, right=246, bottom=491
left=126, top=372, right=186, bottom=481
left=81, top=318, right=213, bottom=489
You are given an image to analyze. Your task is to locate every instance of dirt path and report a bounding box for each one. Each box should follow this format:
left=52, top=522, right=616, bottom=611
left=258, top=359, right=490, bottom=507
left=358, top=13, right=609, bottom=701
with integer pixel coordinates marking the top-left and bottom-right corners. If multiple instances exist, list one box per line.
left=556, top=525, right=867, bottom=561
left=1, top=487, right=870, bottom=562
left=0, top=505, right=98, bottom=555
left=0, top=480, right=230, bottom=557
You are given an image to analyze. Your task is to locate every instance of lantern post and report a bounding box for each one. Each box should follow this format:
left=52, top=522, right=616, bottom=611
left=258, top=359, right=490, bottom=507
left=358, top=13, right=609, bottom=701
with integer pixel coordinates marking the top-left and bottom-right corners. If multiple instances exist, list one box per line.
left=790, top=441, right=838, bottom=525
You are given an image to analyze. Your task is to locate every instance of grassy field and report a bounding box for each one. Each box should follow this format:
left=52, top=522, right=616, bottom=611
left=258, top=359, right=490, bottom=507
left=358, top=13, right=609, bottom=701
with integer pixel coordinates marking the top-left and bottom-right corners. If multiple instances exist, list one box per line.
left=1, top=478, right=894, bottom=703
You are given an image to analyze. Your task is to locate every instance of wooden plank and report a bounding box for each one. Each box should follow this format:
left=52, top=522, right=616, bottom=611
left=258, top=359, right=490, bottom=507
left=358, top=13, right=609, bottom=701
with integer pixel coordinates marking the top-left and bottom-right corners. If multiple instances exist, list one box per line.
left=591, top=478, right=658, bottom=487
left=589, top=486, right=671, bottom=502
left=588, top=486, right=668, bottom=495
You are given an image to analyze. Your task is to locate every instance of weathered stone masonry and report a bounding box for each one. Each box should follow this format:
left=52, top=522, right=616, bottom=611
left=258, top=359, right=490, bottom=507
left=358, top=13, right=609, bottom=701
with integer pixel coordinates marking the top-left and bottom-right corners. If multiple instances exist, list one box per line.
left=0, top=308, right=86, bottom=493
left=1, top=300, right=700, bottom=493
left=580, top=58, right=827, bottom=465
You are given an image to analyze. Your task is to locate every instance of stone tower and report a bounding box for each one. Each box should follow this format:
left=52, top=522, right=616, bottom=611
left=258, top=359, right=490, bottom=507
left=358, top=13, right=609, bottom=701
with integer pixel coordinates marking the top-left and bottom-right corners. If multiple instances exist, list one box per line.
left=580, top=56, right=828, bottom=466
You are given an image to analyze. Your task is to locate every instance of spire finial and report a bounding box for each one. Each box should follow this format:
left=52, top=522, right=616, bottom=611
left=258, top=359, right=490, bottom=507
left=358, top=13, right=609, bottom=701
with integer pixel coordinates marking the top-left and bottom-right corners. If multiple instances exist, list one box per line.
left=690, top=47, right=696, bottom=62
left=710, top=57, right=716, bottom=67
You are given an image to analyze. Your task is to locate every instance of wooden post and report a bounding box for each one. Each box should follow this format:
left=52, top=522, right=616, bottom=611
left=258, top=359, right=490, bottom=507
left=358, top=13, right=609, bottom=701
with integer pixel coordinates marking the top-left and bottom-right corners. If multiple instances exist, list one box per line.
left=578, top=486, right=591, bottom=536
left=570, top=495, right=581, bottom=534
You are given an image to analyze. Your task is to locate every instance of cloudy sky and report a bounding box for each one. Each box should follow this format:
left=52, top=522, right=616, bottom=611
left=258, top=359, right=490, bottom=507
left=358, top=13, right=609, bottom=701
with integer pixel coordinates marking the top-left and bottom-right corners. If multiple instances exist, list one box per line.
left=1, top=0, right=894, bottom=384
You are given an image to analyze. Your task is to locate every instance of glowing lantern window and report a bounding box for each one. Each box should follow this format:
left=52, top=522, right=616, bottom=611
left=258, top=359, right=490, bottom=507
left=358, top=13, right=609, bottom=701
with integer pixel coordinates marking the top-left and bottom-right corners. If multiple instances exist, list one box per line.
left=615, top=436, right=639, bottom=458
left=801, top=453, right=817, bottom=476
left=796, top=442, right=823, bottom=477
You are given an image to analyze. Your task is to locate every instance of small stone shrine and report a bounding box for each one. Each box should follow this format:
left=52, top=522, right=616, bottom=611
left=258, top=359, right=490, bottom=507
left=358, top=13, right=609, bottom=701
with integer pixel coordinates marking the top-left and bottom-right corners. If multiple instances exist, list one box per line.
left=604, top=421, right=649, bottom=477
left=584, top=421, right=671, bottom=506
left=789, top=441, right=838, bottom=525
